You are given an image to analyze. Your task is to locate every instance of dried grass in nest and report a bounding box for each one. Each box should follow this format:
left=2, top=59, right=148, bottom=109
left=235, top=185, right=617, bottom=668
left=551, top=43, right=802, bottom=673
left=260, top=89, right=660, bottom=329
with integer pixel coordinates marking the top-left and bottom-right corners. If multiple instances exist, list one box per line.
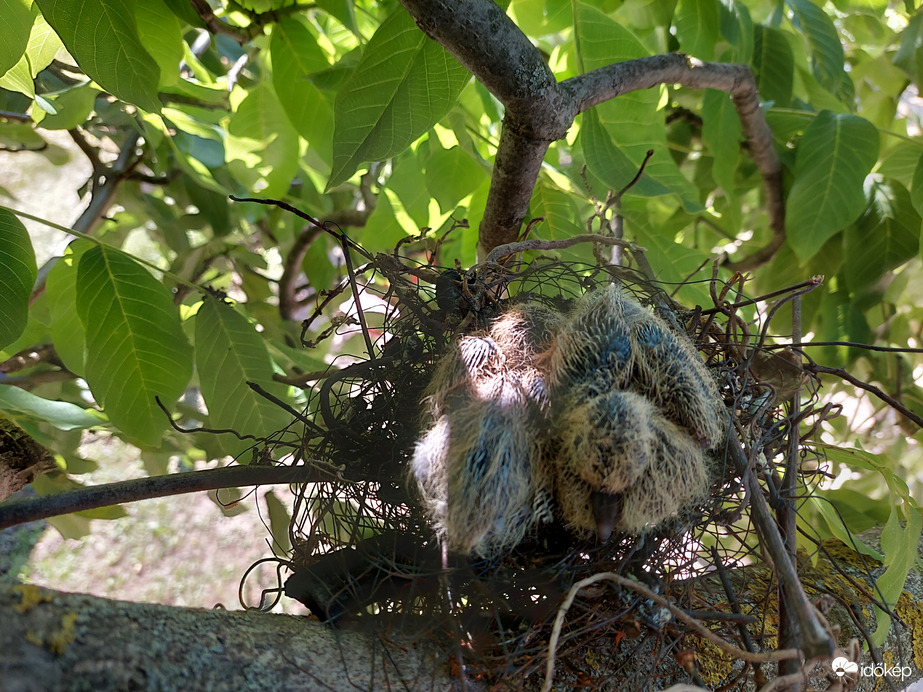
left=245, top=235, right=831, bottom=687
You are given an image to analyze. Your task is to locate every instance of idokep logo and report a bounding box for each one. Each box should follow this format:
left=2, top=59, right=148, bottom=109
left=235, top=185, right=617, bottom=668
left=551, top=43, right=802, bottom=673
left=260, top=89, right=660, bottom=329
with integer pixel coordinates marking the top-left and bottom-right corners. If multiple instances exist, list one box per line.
left=831, top=656, right=915, bottom=682
left=831, top=657, right=859, bottom=677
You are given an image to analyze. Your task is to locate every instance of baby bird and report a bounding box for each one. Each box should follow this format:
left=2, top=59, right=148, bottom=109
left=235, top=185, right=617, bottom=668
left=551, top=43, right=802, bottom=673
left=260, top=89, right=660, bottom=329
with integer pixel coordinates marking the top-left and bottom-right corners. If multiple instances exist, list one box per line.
left=411, top=303, right=559, bottom=557
left=543, top=284, right=724, bottom=542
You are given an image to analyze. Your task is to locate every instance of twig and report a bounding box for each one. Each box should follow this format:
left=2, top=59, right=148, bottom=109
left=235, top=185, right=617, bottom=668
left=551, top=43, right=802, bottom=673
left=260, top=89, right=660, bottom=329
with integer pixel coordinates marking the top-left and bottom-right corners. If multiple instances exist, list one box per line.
left=776, top=341, right=923, bottom=354
left=729, top=439, right=835, bottom=660
left=189, top=0, right=258, bottom=43
left=484, top=233, right=644, bottom=265
left=777, top=295, right=802, bottom=685
left=279, top=226, right=324, bottom=320
left=698, top=276, right=825, bottom=316
left=541, top=571, right=801, bottom=692
left=806, top=364, right=923, bottom=429
left=0, top=465, right=322, bottom=530
left=278, top=167, right=379, bottom=320
left=0, top=110, right=30, bottom=122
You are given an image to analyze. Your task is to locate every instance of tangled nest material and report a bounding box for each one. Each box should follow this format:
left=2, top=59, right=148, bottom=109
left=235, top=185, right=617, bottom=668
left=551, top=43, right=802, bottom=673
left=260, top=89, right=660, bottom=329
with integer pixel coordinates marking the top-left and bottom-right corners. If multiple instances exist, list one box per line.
left=240, top=231, right=842, bottom=687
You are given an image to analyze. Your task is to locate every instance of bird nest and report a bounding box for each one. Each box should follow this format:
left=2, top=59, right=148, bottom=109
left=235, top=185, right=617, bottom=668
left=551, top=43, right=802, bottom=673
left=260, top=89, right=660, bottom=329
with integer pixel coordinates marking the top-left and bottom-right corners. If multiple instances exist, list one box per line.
left=242, top=227, right=832, bottom=687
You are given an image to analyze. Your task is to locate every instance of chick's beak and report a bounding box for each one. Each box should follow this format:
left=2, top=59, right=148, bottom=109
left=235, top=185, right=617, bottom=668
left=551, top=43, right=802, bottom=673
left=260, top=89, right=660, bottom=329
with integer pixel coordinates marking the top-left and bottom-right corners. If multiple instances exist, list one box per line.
left=592, top=491, right=622, bottom=544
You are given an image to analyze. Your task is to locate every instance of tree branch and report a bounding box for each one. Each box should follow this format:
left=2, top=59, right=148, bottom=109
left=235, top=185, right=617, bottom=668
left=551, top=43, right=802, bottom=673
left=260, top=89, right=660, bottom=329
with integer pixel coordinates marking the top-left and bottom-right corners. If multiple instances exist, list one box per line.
left=398, top=1, right=785, bottom=268
left=189, top=0, right=259, bottom=43
left=0, top=465, right=323, bottom=530
left=0, top=584, right=454, bottom=690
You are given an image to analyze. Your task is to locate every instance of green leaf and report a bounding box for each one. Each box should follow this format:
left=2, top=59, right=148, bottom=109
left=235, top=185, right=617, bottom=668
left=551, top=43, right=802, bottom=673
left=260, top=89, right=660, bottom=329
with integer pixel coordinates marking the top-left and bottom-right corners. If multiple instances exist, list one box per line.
left=718, top=0, right=753, bottom=63
left=575, top=3, right=702, bottom=211
left=752, top=25, right=793, bottom=107
left=0, top=0, right=34, bottom=76
left=46, top=242, right=90, bottom=376
left=872, top=497, right=922, bottom=646
left=23, top=13, right=64, bottom=77
left=702, top=89, right=741, bottom=195
left=786, top=0, right=846, bottom=95
left=194, top=297, right=292, bottom=450
left=425, top=146, right=488, bottom=213
left=356, top=189, right=411, bottom=254
left=134, top=0, right=183, bottom=89
left=510, top=0, right=572, bottom=36
left=0, top=208, right=36, bottom=351
left=34, top=0, right=161, bottom=112
left=227, top=82, right=299, bottom=198
left=843, top=178, right=920, bottom=291
left=893, top=12, right=923, bottom=85
left=581, top=110, right=671, bottom=198
left=76, top=245, right=192, bottom=446
left=674, top=0, right=720, bottom=60
left=37, top=84, right=98, bottom=130
left=0, top=57, right=34, bottom=98
left=266, top=489, right=292, bottom=554
left=529, top=181, right=583, bottom=240
left=0, top=385, right=106, bottom=431
left=315, top=0, right=359, bottom=36
left=810, top=495, right=883, bottom=561
left=910, top=152, right=923, bottom=218
left=878, top=142, right=923, bottom=187
left=623, top=203, right=712, bottom=306
left=388, top=150, right=431, bottom=228
left=786, top=111, right=880, bottom=263
left=271, top=18, right=334, bottom=164
left=328, top=10, right=470, bottom=188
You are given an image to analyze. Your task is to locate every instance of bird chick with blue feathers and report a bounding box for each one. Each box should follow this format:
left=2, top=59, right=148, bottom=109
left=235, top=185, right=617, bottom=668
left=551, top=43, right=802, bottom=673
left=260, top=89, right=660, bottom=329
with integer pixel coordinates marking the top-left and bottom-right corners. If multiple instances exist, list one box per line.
left=411, top=283, right=726, bottom=557
left=544, top=284, right=725, bottom=543
left=411, top=302, right=560, bottom=557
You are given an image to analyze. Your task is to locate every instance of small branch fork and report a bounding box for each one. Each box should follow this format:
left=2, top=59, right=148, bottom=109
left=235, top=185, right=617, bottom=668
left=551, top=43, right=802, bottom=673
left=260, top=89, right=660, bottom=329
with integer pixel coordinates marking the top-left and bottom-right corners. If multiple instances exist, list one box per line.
left=398, top=0, right=784, bottom=268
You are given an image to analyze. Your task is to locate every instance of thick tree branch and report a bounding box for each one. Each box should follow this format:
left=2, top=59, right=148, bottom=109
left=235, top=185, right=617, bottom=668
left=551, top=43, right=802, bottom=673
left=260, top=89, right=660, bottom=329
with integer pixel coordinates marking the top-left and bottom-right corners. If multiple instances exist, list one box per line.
left=398, top=1, right=785, bottom=269
left=0, top=585, right=454, bottom=691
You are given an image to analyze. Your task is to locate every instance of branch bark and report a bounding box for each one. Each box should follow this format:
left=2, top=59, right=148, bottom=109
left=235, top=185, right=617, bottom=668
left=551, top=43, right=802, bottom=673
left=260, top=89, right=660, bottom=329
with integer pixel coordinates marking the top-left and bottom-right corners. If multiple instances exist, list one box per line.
left=0, top=584, right=456, bottom=692
left=398, top=0, right=784, bottom=268
left=4, top=536, right=922, bottom=692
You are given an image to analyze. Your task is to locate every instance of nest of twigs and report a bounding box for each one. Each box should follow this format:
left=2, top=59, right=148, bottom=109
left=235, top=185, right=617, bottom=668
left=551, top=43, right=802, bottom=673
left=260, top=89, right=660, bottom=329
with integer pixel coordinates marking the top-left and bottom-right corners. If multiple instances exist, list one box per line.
left=241, top=224, right=835, bottom=689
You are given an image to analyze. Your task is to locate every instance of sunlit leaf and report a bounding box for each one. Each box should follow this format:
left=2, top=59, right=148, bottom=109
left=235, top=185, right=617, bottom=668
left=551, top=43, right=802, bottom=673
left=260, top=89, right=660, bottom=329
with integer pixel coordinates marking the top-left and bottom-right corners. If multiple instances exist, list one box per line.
left=328, top=9, right=470, bottom=188
left=425, top=145, right=488, bottom=213
left=575, top=3, right=702, bottom=211
left=195, top=296, right=293, bottom=451
left=76, top=246, right=192, bottom=446
left=786, top=111, right=879, bottom=263
left=45, top=241, right=90, bottom=375
left=0, top=0, right=34, bottom=76
left=271, top=17, right=334, bottom=165
left=872, top=494, right=922, bottom=646
left=134, top=0, right=183, bottom=89
left=227, top=82, right=300, bottom=197
left=0, top=208, right=36, bottom=351
left=35, top=0, right=161, bottom=112
left=529, top=181, right=583, bottom=241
